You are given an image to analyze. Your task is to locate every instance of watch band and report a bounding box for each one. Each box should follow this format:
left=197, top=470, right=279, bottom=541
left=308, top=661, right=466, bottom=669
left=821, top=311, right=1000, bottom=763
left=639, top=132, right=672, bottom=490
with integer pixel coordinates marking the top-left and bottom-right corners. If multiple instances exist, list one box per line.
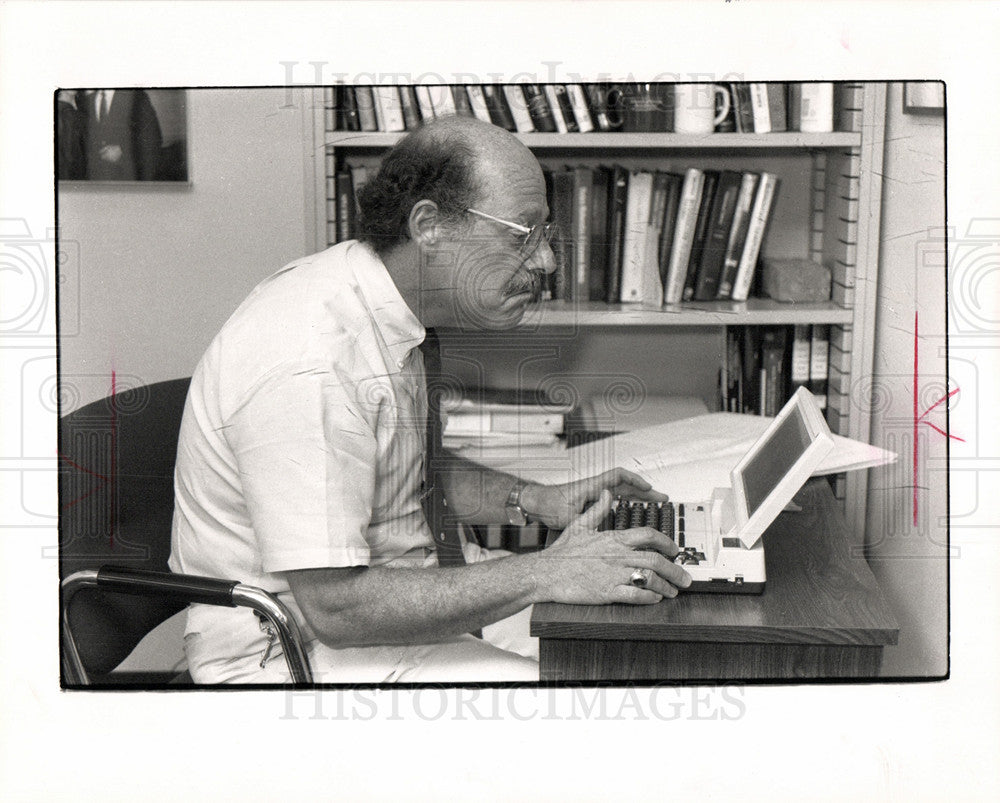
left=505, top=480, right=529, bottom=526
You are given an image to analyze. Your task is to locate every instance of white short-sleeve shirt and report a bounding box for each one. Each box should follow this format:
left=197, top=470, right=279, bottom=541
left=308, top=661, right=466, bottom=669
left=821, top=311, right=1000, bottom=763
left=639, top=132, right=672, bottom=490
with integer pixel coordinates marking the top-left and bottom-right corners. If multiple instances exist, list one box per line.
left=169, top=241, right=433, bottom=645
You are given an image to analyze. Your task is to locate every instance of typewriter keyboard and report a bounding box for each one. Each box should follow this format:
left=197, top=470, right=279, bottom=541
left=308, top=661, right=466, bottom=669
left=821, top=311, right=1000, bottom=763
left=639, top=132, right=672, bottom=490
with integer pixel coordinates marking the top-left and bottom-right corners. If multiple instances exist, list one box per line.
left=605, top=498, right=710, bottom=566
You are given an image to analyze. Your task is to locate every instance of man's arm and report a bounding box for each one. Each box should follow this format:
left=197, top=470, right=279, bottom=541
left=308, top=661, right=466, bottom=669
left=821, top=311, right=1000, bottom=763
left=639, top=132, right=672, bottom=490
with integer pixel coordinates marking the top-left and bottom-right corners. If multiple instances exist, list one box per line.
left=441, top=452, right=667, bottom=528
left=285, top=490, right=690, bottom=649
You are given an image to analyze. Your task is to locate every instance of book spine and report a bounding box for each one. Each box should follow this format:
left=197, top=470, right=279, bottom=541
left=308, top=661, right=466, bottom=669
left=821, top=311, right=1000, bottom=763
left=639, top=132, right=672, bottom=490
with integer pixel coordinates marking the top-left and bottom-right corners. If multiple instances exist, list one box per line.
left=482, top=85, right=517, bottom=131
left=523, top=85, right=558, bottom=132
left=583, top=83, right=613, bottom=131
left=605, top=166, right=629, bottom=303
left=731, top=172, right=778, bottom=301
left=573, top=166, right=593, bottom=301
left=716, top=172, right=760, bottom=299
left=335, top=170, right=354, bottom=242
left=589, top=167, right=610, bottom=301
left=656, top=174, right=683, bottom=288
left=373, top=86, right=406, bottom=131
left=398, top=86, right=422, bottom=129
left=451, top=85, right=474, bottom=117
left=414, top=86, right=436, bottom=122
left=325, top=87, right=338, bottom=132
left=682, top=170, right=719, bottom=301
left=731, top=83, right=755, bottom=133
left=340, top=87, right=361, bottom=131
left=642, top=173, right=670, bottom=304
left=749, top=84, right=772, bottom=133
left=760, top=327, right=786, bottom=416
left=465, top=85, right=494, bottom=123
left=766, top=83, right=787, bottom=132
left=551, top=170, right=575, bottom=300
left=429, top=85, right=456, bottom=117
left=552, top=85, right=580, bottom=132
left=796, top=83, right=834, bottom=133
left=694, top=171, right=743, bottom=301
left=503, top=86, right=535, bottom=132
left=663, top=168, right=705, bottom=304
left=619, top=171, right=654, bottom=303
left=543, top=85, right=570, bottom=133
left=790, top=324, right=811, bottom=392
left=566, top=84, right=596, bottom=132
left=809, top=324, right=829, bottom=409
left=355, top=86, right=378, bottom=131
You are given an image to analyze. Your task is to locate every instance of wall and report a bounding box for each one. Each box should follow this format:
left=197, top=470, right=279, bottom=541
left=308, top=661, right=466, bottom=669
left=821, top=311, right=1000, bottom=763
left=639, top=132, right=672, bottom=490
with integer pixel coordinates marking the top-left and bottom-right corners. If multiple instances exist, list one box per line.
left=58, top=88, right=312, bottom=410
left=865, top=83, right=948, bottom=676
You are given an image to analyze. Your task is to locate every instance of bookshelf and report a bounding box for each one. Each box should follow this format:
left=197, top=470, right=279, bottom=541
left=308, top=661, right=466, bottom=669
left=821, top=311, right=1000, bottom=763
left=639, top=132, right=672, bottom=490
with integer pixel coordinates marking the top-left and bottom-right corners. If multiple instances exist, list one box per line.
left=307, top=83, right=886, bottom=538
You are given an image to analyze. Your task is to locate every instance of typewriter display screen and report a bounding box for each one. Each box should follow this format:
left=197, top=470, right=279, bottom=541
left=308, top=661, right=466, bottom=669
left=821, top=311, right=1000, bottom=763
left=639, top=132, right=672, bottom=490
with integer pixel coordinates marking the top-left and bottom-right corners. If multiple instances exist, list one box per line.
left=742, top=405, right=812, bottom=516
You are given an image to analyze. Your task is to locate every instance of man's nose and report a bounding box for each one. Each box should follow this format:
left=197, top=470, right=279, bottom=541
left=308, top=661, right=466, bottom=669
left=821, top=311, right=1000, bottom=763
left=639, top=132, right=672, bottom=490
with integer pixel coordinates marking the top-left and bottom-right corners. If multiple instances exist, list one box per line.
left=525, top=239, right=557, bottom=276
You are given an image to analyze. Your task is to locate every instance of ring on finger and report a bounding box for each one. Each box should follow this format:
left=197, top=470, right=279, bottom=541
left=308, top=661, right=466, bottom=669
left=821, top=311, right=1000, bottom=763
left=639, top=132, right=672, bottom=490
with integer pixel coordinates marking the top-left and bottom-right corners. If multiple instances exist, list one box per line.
left=629, top=568, right=649, bottom=588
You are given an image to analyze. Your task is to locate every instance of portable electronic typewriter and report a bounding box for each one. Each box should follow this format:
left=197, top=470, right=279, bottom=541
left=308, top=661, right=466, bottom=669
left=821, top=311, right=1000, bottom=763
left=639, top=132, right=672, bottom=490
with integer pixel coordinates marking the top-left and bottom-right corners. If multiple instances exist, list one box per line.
left=598, top=387, right=835, bottom=594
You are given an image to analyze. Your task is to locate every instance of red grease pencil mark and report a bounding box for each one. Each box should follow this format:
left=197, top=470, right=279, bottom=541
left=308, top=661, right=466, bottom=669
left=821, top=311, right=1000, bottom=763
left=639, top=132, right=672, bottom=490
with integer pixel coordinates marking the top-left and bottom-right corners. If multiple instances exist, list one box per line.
left=912, top=312, right=963, bottom=525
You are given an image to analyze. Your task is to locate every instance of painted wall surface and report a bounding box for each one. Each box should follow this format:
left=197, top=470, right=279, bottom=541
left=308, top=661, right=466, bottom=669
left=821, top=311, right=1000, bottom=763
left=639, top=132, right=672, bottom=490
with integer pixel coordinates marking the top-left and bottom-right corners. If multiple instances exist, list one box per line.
left=865, top=82, right=948, bottom=676
left=58, top=88, right=311, bottom=409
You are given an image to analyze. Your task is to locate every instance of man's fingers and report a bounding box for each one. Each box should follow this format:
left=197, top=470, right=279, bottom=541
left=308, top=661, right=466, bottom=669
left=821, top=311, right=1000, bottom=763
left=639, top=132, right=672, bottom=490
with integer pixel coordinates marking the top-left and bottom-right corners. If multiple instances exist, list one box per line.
left=611, top=584, right=663, bottom=605
left=617, top=527, right=681, bottom=557
left=577, top=489, right=613, bottom=529
left=630, top=551, right=692, bottom=590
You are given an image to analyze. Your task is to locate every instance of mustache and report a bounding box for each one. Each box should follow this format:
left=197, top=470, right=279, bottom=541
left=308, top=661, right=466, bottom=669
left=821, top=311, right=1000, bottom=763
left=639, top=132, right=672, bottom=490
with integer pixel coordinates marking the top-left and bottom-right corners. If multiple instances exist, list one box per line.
left=502, top=270, right=543, bottom=300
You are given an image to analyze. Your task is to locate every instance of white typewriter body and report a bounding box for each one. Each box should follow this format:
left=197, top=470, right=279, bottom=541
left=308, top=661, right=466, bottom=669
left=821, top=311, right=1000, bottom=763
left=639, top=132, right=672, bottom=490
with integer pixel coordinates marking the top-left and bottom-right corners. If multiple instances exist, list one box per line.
left=661, top=387, right=834, bottom=594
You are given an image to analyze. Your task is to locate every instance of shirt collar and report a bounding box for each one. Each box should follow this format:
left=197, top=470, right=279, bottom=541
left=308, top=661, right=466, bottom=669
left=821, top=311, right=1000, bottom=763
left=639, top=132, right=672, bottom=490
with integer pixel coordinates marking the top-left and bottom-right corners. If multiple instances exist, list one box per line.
left=346, top=241, right=425, bottom=368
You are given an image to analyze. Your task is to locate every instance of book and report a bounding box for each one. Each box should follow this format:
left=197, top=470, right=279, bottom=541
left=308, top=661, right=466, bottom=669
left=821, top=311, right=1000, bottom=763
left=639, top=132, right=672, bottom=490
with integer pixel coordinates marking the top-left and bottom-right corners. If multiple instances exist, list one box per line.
left=741, top=326, right=762, bottom=414
left=355, top=86, right=378, bottom=131
left=681, top=170, right=720, bottom=301
left=414, top=86, right=437, bottom=122
left=662, top=167, right=706, bottom=304
left=589, top=166, right=611, bottom=301
left=566, top=84, right=596, bottom=133
left=523, top=85, right=558, bottom=133
left=335, top=169, right=355, bottom=242
left=693, top=170, right=744, bottom=301
left=656, top=172, right=684, bottom=289
left=428, top=85, right=456, bottom=117
left=749, top=83, right=772, bottom=133
left=730, top=83, right=755, bottom=133
left=639, top=172, right=670, bottom=305
left=550, top=169, right=575, bottom=300
left=372, top=86, right=406, bottom=132
left=503, top=86, right=535, bottom=133
left=790, top=324, right=811, bottom=394
left=760, top=326, right=787, bottom=417
left=789, top=83, right=834, bottom=133
left=339, top=87, right=361, bottom=131
left=542, top=85, right=569, bottom=133
left=583, top=84, right=613, bottom=131
left=723, top=328, right=743, bottom=412
left=482, top=85, right=517, bottom=131
left=572, top=166, right=593, bottom=301
left=451, top=85, right=474, bottom=117
left=730, top=172, right=779, bottom=301
left=716, top=172, right=760, bottom=299
left=465, top=85, right=494, bottom=123
left=398, top=86, right=422, bottom=129
left=551, top=85, right=580, bottom=132
left=809, top=325, right=830, bottom=409
left=605, top=165, right=629, bottom=303
left=765, top=83, right=788, bottom=132
left=619, top=170, right=654, bottom=303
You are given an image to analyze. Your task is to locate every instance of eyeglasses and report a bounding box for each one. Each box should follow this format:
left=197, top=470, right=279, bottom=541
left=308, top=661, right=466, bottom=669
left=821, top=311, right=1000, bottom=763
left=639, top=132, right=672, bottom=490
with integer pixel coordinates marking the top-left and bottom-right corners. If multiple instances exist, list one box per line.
left=465, top=208, right=556, bottom=257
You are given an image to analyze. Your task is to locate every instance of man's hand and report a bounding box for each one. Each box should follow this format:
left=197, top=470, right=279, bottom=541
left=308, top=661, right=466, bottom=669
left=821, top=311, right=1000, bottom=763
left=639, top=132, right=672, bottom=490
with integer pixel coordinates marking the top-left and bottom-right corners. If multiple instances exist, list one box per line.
left=533, top=489, right=691, bottom=604
left=521, top=467, right=668, bottom=529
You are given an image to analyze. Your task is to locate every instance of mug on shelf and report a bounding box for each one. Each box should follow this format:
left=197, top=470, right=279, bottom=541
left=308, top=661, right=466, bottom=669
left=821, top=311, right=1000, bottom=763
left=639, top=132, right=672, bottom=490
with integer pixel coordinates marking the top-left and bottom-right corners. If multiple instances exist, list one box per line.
left=673, top=84, right=730, bottom=134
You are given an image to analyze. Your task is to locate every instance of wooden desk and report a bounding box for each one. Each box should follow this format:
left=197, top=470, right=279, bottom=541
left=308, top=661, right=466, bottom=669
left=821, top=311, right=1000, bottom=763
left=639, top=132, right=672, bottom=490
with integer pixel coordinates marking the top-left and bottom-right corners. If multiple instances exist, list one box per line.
left=530, top=480, right=898, bottom=681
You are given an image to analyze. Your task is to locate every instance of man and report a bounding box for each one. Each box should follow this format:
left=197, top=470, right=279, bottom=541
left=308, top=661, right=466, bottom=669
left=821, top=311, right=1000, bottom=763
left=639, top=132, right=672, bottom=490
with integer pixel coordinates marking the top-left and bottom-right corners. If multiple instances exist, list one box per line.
left=81, top=88, right=162, bottom=181
left=170, top=116, right=691, bottom=683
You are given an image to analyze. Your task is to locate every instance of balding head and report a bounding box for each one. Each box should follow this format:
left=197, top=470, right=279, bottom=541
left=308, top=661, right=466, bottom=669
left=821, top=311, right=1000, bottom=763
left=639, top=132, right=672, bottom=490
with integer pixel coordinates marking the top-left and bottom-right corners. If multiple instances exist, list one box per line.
left=356, top=116, right=540, bottom=256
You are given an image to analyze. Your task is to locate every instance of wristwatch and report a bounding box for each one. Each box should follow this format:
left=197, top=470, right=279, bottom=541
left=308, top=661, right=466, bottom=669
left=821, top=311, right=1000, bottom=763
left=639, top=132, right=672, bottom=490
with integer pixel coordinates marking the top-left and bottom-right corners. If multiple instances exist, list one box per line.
left=505, top=480, right=530, bottom=526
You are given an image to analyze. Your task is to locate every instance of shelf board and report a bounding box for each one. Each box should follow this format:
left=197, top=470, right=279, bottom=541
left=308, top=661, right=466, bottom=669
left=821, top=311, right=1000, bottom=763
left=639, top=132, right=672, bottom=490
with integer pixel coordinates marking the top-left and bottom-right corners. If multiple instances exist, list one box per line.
left=325, top=131, right=861, bottom=150
left=517, top=299, right=854, bottom=328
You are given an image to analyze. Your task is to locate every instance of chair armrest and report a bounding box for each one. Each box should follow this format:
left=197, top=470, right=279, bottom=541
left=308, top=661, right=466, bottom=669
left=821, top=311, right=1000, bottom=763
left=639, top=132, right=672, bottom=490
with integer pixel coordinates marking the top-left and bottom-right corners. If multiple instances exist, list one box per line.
left=62, top=566, right=313, bottom=685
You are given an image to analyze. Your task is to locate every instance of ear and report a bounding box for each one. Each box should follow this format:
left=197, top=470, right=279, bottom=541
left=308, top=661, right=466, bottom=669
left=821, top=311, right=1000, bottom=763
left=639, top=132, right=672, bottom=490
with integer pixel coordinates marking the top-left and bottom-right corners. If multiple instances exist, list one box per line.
left=407, top=199, right=444, bottom=248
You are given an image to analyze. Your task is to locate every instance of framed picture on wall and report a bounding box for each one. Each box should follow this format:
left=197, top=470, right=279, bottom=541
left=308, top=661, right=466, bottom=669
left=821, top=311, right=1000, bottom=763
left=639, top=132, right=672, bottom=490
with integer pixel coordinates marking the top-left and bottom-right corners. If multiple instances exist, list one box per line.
left=57, top=88, right=189, bottom=183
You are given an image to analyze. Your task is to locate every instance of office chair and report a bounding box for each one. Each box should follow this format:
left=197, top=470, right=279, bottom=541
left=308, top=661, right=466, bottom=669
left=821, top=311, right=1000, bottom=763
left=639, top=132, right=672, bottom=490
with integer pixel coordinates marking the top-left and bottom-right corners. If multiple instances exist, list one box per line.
left=59, top=377, right=312, bottom=685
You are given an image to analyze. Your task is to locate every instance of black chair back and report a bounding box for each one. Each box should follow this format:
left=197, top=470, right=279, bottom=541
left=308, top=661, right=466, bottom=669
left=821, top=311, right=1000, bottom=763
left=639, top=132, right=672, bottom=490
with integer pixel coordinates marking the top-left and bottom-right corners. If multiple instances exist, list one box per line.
left=59, top=377, right=191, bottom=676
